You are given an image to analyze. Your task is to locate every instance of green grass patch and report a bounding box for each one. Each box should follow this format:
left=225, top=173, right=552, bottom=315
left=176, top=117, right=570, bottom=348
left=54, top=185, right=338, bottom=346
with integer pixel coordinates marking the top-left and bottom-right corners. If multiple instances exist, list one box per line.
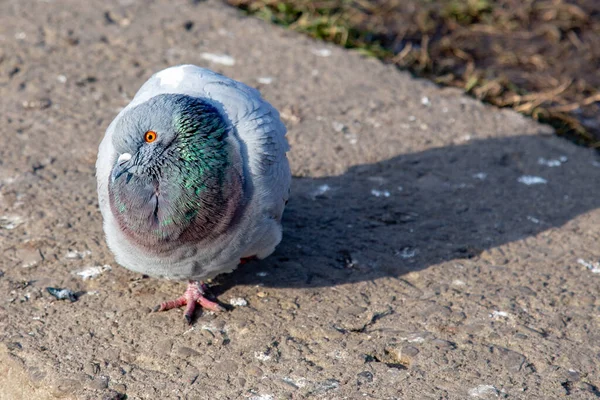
left=227, top=0, right=600, bottom=146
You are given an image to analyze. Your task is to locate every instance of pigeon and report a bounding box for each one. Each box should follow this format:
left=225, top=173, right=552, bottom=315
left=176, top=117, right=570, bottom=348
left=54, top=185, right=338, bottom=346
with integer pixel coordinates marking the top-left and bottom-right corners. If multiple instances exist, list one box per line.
left=96, top=65, right=291, bottom=323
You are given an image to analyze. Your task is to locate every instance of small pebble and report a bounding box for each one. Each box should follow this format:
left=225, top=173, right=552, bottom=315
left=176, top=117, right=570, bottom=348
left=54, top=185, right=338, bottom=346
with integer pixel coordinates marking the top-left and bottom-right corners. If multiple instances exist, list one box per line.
left=200, top=53, right=235, bottom=66
left=229, top=297, right=248, bottom=307
left=22, top=98, right=52, bottom=110
left=257, top=77, right=273, bottom=85
left=311, top=48, right=331, bottom=57
left=357, top=371, right=374, bottom=385
left=46, top=287, right=77, bottom=302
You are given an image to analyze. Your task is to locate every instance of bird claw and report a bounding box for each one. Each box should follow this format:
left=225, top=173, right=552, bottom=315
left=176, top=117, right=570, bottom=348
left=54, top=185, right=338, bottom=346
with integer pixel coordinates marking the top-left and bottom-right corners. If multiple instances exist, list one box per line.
left=153, top=280, right=224, bottom=324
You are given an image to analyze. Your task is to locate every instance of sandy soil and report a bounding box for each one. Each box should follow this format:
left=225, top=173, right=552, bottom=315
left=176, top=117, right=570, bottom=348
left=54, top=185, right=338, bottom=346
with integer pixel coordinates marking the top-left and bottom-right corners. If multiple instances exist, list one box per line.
left=1, top=0, right=599, bottom=399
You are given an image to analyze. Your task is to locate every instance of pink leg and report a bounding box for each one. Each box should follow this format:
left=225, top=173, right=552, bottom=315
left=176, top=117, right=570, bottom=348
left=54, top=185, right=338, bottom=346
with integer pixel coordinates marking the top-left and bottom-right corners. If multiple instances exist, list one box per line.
left=154, top=280, right=224, bottom=324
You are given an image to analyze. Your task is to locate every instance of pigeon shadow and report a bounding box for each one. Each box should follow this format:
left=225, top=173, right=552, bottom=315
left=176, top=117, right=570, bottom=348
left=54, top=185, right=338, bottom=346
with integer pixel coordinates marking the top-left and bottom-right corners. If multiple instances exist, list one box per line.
left=217, top=134, right=600, bottom=290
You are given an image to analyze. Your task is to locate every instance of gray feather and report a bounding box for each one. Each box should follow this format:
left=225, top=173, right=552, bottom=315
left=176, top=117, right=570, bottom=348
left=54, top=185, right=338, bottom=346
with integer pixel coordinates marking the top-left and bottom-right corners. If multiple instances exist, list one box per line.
left=96, top=65, right=291, bottom=280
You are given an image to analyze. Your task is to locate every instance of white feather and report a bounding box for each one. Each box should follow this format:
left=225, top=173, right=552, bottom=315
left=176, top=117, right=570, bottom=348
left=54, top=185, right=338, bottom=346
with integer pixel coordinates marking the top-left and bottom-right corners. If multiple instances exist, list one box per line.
left=156, top=67, right=186, bottom=88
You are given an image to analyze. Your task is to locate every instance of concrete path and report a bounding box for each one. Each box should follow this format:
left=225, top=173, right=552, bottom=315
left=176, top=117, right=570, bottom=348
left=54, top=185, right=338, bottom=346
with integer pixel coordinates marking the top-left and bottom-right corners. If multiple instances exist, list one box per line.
left=1, top=0, right=599, bottom=398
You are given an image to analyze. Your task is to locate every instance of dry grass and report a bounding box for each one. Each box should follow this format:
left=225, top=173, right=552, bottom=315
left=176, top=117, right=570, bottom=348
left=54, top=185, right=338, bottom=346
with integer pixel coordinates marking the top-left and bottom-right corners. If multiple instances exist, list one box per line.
left=227, top=0, right=600, bottom=145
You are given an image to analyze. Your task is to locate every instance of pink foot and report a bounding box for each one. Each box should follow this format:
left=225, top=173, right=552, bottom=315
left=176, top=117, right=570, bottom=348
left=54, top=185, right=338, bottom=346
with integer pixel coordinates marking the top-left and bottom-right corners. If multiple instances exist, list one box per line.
left=239, top=255, right=258, bottom=265
left=153, top=280, right=225, bottom=324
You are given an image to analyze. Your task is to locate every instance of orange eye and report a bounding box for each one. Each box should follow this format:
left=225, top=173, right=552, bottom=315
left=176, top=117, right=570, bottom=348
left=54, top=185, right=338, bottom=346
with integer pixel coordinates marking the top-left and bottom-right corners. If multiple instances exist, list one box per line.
left=144, top=130, right=157, bottom=143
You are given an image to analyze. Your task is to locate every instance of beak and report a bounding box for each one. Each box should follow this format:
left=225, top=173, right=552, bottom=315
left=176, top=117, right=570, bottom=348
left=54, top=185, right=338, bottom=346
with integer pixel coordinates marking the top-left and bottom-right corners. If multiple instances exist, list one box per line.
left=111, top=153, right=133, bottom=183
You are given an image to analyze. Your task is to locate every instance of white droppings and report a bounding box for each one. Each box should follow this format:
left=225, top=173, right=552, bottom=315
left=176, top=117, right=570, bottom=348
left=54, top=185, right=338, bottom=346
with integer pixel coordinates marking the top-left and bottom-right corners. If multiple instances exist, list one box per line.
left=2, top=176, right=18, bottom=185
left=518, top=175, right=547, bottom=185
left=577, top=258, right=600, bottom=274
left=22, top=259, right=39, bottom=269
left=311, top=48, right=332, bottom=57
left=256, top=76, right=273, bottom=85
left=310, top=184, right=330, bottom=199
left=452, top=279, right=466, bottom=286
left=229, top=297, right=248, bottom=307
left=65, top=250, right=92, bottom=260
left=15, top=32, right=27, bottom=40
left=469, top=385, right=499, bottom=397
left=200, top=53, right=236, bottom=66
left=250, top=395, right=274, bottom=400
left=461, top=134, right=472, bottom=142
left=527, top=216, right=540, bottom=224
left=408, top=115, right=416, bottom=122
left=490, top=311, right=509, bottom=318
left=73, top=265, right=112, bottom=280
left=396, top=247, right=417, bottom=259
left=327, top=350, right=348, bottom=360
left=57, top=74, right=67, bottom=83
left=472, top=172, right=488, bottom=180
left=538, top=156, right=567, bottom=167
left=254, top=351, right=271, bottom=361
left=371, top=189, right=390, bottom=197
left=398, top=333, right=427, bottom=343
left=345, top=132, right=358, bottom=145
left=200, top=324, right=219, bottom=333
left=421, top=96, right=431, bottom=106
left=156, top=67, right=186, bottom=87
left=332, top=121, right=346, bottom=133
left=282, top=376, right=307, bottom=388
left=0, top=215, right=24, bottom=230
left=256, top=271, right=268, bottom=277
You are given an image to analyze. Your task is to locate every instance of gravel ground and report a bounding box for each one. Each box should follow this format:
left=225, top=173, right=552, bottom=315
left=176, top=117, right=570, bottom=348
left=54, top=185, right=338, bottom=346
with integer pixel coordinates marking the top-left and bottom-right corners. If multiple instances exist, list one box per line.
left=1, top=1, right=600, bottom=399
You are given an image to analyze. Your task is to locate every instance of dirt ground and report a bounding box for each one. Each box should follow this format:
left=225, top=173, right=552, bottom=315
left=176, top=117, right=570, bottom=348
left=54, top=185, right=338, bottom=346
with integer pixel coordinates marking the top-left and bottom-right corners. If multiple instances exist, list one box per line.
left=1, top=0, right=600, bottom=399
left=231, top=0, right=600, bottom=144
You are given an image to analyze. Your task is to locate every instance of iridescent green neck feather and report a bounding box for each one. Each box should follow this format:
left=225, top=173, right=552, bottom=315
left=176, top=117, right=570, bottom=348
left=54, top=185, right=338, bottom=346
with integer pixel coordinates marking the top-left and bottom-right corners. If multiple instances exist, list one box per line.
left=108, top=94, right=245, bottom=251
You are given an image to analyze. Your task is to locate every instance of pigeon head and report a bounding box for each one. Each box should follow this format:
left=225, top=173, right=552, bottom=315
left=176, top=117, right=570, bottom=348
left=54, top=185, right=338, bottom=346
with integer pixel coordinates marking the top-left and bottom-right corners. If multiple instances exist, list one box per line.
left=110, top=94, right=222, bottom=182
left=108, top=93, right=244, bottom=250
